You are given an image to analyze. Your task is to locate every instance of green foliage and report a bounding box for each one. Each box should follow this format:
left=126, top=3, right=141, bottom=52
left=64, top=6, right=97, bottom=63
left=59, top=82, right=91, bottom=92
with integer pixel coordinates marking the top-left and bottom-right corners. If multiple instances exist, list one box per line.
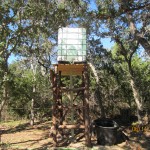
left=111, top=45, right=150, bottom=111
left=7, top=60, right=52, bottom=119
left=131, top=56, right=150, bottom=103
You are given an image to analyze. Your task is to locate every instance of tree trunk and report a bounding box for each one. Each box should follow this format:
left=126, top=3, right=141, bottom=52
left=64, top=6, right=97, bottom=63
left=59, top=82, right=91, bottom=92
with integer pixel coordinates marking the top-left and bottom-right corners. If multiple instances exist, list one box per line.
left=30, top=87, right=35, bottom=126
left=116, top=35, right=144, bottom=123
left=0, top=60, right=8, bottom=122
left=0, top=82, right=8, bottom=121
left=88, top=62, right=105, bottom=118
left=130, top=78, right=143, bottom=122
left=95, top=86, right=105, bottom=118
left=30, top=56, right=37, bottom=126
left=127, top=58, right=143, bottom=123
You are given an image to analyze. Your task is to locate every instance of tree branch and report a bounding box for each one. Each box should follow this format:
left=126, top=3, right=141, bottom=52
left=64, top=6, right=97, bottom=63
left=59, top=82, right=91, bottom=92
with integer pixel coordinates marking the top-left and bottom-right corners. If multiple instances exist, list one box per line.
left=96, top=2, right=150, bottom=20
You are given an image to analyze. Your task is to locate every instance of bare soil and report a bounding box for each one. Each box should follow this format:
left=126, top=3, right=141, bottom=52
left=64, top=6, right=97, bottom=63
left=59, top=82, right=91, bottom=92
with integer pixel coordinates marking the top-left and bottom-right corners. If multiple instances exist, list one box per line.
left=0, top=121, right=150, bottom=150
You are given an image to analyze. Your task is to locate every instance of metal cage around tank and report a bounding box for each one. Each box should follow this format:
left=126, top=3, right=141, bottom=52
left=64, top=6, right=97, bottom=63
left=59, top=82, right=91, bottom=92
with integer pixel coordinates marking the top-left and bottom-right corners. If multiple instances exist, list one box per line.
left=57, top=28, right=87, bottom=63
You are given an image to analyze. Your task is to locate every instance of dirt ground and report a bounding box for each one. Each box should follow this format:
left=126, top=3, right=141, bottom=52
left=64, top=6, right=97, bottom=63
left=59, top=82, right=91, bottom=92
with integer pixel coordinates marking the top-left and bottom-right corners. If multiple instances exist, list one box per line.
left=0, top=120, right=150, bottom=150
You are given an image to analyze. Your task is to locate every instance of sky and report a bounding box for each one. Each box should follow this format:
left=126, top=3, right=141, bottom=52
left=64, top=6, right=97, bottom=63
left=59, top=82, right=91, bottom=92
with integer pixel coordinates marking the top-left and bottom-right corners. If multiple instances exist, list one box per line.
left=8, top=54, right=20, bottom=64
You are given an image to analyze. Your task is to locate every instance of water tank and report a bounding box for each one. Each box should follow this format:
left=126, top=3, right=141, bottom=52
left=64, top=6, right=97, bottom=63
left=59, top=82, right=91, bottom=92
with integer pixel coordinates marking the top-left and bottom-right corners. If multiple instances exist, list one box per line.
left=94, top=119, right=119, bottom=146
left=57, top=27, right=86, bottom=63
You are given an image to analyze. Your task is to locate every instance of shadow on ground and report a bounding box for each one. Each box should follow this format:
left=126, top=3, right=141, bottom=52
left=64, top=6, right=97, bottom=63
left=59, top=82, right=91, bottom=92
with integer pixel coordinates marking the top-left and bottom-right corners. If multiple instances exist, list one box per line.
left=1, top=120, right=51, bottom=135
left=0, top=119, right=150, bottom=150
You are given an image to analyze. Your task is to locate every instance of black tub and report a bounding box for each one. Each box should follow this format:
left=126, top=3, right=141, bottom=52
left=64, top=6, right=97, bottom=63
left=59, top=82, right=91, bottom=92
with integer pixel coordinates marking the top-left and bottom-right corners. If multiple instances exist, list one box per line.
left=94, top=118, right=119, bottom=146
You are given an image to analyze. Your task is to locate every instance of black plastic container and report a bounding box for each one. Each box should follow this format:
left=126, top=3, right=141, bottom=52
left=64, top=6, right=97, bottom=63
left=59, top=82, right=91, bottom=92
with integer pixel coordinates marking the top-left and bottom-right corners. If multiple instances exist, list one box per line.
left=94, top=118, right=119, bottom=146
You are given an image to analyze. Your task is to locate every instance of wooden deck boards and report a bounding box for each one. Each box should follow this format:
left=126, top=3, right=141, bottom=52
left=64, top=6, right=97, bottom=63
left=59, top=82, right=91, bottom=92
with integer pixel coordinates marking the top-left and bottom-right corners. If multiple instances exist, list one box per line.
left=54, top=64, right=87, bottom=75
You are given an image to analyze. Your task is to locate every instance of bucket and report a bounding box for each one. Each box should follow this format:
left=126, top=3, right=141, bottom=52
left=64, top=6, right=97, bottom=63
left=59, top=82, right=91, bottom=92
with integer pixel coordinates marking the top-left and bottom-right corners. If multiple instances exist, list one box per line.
left=94, top=118, right=119, bottom=145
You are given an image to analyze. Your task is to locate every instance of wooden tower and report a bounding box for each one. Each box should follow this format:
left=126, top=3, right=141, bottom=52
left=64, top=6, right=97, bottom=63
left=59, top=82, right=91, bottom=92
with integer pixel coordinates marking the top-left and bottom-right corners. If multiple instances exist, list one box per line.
left=50, top=63, right=91, bottom=147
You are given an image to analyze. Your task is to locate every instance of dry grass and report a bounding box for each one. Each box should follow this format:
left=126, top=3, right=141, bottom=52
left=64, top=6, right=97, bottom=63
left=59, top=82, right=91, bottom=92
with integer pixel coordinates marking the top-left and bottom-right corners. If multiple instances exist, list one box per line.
left=0, top=120, right=149, bottom=150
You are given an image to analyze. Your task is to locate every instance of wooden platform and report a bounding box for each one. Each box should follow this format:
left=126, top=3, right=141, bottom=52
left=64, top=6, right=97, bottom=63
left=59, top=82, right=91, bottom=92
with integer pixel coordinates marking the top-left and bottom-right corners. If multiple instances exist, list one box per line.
left=54, top=64, right=87, bottom=75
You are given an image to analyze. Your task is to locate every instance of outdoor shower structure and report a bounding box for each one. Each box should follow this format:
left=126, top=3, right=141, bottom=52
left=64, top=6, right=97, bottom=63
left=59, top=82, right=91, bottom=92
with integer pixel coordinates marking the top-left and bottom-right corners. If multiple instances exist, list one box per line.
left=50, top=28, right=91, bottom=147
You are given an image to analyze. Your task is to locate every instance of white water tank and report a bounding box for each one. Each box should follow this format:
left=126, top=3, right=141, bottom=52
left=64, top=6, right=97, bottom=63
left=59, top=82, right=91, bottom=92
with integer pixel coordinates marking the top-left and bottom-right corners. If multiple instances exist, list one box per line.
left=57, top=27, right=86, bottom=63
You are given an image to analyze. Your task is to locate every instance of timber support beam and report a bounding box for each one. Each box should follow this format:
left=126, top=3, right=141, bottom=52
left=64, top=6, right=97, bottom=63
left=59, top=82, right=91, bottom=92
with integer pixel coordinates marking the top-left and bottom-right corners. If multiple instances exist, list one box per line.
left=50, top=64, right=91, bottom=147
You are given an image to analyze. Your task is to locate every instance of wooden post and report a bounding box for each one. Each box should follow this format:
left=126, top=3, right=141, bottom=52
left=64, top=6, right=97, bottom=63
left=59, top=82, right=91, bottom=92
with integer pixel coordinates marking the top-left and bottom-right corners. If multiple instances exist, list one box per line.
left=59, top=124, right=85, bottom=129
left=83, top=64, right=91, bottom=147
left=58, top=71, right=63, bottom=125
left=50, top=67, right=57, bottom=147
left=70, top=75, right=74, bottom=140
